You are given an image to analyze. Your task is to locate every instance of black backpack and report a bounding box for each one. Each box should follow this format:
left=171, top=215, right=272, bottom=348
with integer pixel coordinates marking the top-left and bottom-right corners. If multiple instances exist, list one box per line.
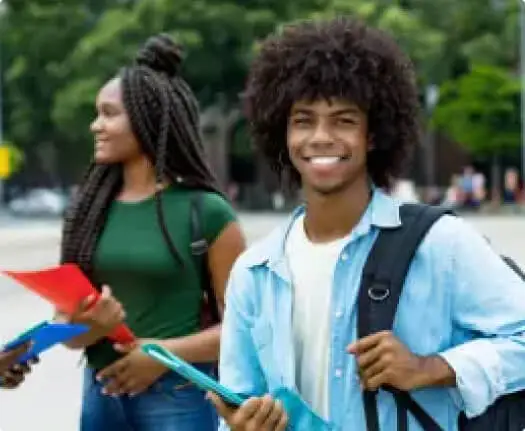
left=189, top=193, right=221, bottom=326
left=358, top=203, right=525, bottom=431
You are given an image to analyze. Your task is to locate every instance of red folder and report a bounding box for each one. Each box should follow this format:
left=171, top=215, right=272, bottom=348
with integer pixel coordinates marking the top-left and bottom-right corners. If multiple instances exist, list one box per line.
left=2, top=263, right=135, bottom=344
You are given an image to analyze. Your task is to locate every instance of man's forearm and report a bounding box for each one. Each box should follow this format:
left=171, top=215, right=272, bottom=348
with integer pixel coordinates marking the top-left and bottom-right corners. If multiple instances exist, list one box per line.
left=412, top=355, right=457, bottom=390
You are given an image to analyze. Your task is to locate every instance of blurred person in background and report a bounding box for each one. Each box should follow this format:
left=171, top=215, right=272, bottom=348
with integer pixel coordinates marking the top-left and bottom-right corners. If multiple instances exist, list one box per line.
left=503, top=167, right=520, bottom=205
left=56, top=34, right=245, bottom=431
left=472, top=169, right=486, bottom=207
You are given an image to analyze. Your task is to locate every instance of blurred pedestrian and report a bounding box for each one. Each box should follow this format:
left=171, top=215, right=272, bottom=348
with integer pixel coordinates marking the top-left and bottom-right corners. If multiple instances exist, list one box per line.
left=56, top=34, right=245, bottom=431
left=503, top=168, right=520, bottom=204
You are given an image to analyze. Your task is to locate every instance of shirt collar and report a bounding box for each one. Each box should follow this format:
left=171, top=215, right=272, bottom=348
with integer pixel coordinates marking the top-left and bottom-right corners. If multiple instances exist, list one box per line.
left=244, top=187, right=402, bottom=270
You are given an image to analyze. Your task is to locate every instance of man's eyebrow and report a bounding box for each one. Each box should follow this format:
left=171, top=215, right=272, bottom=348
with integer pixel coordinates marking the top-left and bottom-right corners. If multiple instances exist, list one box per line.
left=330, top=108, right=361, bottom=116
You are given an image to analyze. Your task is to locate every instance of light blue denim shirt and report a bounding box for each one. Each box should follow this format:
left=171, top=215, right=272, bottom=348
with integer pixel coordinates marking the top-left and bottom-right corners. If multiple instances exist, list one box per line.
left=218, top=190, right=525, bottom=430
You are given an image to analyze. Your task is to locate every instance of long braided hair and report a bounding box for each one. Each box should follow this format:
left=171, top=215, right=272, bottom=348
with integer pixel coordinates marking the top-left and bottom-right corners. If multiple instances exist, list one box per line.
left=60, top=34, right=221, bottom=279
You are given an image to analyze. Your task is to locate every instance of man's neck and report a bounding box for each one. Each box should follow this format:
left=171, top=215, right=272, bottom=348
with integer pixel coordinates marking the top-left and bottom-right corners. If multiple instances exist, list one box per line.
left=303, top=177, right=371, bottom=243
left=119, top=156, right=159, bottom=202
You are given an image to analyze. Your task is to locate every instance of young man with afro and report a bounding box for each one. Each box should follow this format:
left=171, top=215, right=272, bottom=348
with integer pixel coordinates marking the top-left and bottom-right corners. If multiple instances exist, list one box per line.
left=209, top=17, right=525, bottom=431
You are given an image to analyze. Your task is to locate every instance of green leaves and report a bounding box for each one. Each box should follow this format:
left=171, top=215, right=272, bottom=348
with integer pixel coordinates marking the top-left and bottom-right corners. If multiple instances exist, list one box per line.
left=1, top=0, right=522, bottom=182
left=433, top=65, right=521, bottom=156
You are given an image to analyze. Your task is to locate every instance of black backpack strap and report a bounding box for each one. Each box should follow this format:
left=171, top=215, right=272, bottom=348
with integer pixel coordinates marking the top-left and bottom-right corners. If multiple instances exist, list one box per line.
left=358, top=204, right=452, bottom=431
left=190, top=193, right=220, bottom=324
left=501, top=256, right=525, bottom=280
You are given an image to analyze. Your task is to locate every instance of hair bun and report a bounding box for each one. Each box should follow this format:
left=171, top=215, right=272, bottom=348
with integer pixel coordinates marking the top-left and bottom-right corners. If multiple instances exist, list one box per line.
left=135, top=34, right=184, bottom=77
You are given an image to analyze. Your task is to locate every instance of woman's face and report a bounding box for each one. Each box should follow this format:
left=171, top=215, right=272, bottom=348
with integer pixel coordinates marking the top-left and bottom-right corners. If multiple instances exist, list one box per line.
left=91, top=78, right=142, bottom=164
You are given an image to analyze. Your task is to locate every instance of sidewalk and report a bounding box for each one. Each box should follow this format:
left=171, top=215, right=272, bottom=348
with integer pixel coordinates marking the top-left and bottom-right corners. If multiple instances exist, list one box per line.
left=0, top=217, right=61, bottom=248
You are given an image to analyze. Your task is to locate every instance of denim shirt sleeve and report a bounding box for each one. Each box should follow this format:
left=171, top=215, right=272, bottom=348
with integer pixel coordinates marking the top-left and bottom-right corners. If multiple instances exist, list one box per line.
left=436, top=217, right=525, bottom=419
left=218, top=257, right=268, bottom=431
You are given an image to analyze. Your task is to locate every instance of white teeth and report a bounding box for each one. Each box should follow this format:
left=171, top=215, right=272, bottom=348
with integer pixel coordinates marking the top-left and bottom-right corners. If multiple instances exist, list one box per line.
left=309, top=156, right=341, bottom=165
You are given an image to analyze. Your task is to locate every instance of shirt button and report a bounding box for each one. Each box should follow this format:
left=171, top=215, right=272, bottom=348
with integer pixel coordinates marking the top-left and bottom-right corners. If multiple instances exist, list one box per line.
left=341, top=253, right=349, bottom=261
left=335, top=369, right=343, bottom=378
left=335, top=310, right=343, bottom=318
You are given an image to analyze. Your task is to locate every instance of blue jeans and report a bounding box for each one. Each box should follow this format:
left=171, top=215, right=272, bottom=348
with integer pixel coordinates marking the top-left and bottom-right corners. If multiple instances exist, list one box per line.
left=81, top=366, right=218, bottom=431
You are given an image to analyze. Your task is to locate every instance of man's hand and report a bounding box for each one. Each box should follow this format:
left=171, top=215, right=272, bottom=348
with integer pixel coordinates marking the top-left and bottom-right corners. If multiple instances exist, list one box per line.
left=0, top=356, right=39, bottom=389
left=347, top=331, right=456, bottom=391
left=96, top=340, right=167, bottom=397
left=208, top=393, right=288, bottom=431
left=0, top=342, right=31, bottom=374
left=69, top=285, right=125, bottom=340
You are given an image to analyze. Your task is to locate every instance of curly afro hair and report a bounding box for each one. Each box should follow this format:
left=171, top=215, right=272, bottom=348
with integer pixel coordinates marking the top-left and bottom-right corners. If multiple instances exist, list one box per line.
left=243, top=17, right=421, bottom=189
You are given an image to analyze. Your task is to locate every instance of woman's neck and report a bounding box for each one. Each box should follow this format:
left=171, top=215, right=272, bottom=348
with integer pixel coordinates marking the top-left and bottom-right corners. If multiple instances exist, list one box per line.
left=119, top=156, right=159, bottom=202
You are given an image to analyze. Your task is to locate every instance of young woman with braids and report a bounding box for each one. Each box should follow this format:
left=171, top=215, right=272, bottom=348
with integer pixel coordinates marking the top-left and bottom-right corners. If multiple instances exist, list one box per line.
left=56, top=34, right=245, bottom=431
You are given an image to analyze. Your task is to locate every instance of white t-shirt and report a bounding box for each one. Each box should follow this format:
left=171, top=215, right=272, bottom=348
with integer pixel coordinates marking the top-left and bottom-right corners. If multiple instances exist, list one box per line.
left=285, top=214, right=348, bottom=420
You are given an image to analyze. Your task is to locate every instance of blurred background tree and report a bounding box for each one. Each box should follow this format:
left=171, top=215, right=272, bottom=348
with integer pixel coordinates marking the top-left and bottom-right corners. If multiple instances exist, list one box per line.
left=0, top=0, right=522, bottom=202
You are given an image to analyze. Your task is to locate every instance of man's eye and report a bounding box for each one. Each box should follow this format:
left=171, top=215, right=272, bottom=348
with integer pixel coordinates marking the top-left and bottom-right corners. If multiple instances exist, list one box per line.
left=337, top=118, right=356, bottom=125
left=293, top=117, right=311, bottom=125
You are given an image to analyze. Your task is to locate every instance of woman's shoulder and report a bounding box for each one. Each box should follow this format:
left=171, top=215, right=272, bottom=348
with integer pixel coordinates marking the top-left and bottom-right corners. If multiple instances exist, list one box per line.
left=163, top=188, right=238, bottom=241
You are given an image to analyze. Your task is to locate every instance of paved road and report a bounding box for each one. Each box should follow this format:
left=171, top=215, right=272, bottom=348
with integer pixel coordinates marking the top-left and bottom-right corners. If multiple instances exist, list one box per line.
left=0, top=213, right=523, bottom=431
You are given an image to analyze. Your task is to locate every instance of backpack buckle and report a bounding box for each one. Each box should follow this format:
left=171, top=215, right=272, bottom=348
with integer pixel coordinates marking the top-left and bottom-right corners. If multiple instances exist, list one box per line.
left=191, top=239, right=208, bottom=256
left=368, top=284, right=390, bottom=302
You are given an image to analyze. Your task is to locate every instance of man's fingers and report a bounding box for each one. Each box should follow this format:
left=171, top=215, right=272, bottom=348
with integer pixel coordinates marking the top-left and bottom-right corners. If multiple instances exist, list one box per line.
left=262, top=399, right=286, bottom=430
left=363, top=370, right=388, bottom=391
left=355, top=344, right=383, bottom=370
left=348, top=331, right=388, bottom=355
left=235, top=397, right=263, bottom=421
left=251, top=394, right=274, bottom=425
left=361, top=358, right=388, bottom=384
left=207, top=391, right=236, bottom=419
left=276, top=411, right=289, bottom=431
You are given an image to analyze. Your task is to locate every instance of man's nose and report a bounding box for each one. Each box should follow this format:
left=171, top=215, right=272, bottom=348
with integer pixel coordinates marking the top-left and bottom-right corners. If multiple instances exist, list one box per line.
left=309, top=123, right=334, bottom=147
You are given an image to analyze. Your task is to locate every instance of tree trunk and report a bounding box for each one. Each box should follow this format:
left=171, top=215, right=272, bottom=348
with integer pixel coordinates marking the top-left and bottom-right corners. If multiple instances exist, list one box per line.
left=199, top=103, right=240, bottom=191
left=491, top=153, right=502, bottom=205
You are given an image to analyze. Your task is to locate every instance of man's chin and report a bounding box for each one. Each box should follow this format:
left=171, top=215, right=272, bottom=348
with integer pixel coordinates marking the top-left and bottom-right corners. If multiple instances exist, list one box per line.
left=310, top=182, right=349, bottom=196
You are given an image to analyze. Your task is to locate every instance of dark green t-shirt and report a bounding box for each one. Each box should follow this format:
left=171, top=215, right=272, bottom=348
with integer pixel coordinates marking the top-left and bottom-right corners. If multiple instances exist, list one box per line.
left=85, top=187, right=237, bottom=370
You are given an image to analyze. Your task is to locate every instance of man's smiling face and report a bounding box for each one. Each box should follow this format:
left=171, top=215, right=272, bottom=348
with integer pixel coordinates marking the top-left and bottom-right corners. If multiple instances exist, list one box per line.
left=287, top=98, right=370, bottom=196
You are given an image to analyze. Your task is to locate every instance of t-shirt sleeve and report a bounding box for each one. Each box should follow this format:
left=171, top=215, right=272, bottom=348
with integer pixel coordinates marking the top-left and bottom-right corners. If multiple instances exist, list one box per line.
left=198, top=192, right=238, bottom=244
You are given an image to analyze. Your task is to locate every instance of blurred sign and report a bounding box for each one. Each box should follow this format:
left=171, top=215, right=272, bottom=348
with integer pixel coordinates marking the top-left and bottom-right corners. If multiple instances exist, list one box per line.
left=0, top=147, right=9, bottom=179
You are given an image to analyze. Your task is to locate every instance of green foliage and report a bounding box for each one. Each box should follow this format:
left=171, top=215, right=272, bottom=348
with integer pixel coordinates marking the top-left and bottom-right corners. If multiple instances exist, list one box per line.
left=433, top=65, right=521, bottom=156
left=0, top=0, right=522, bottom=182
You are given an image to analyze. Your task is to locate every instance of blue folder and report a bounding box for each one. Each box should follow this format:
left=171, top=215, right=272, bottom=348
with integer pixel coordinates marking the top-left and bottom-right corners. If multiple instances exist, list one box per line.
left=142, top=343, right=246, bottom=406
left=2, top=320, right=89, bottom=364
left=142, top=343, right=333, bottom=430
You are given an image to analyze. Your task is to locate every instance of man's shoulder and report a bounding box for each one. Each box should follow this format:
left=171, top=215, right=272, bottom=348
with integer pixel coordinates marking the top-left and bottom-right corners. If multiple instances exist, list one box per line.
left=423, top=213, right=480, bottom=247
left=234, top=223, right=287, bottom=270
left=416, top=212, right=489, bottom=268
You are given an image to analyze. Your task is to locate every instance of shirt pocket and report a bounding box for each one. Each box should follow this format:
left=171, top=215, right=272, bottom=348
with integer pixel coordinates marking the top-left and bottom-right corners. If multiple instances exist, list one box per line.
left=251, top=320, right=280, bottom=389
